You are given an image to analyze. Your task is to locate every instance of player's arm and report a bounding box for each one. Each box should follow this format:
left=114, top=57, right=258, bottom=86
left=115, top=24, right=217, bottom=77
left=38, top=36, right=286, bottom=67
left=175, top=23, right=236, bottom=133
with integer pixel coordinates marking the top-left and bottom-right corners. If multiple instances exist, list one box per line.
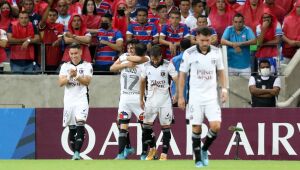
left=171, top=75, right=179, bottom=103
left=217, top=69, right=228, bottom=103
left=178, top=71, right=186, bottom=109
left=58, top=75, right=69, bottom=87
left=110, top=59, right=136, bottom=72
left=77, top=75, right=92, bottom=86
left=140, top=77, right=146, bottom=110
left=127, top=55, right=149, bottom=64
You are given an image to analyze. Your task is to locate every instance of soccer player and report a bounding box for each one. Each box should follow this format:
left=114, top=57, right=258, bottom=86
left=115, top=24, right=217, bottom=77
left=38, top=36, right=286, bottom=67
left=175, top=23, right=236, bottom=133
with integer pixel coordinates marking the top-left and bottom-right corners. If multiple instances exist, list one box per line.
left=110, top=40, right=149, bottom=160
left=178, top=27, right=227, bottom=168
left=58, top=43, right=93, bottom=160
left=140, top=45, right=178, bottom=161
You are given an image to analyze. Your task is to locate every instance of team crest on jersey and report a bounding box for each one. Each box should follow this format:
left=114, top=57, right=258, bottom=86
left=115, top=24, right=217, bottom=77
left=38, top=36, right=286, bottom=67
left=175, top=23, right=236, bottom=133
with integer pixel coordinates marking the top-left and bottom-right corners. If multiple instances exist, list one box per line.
left=161, top=71, right=166, bottom=77
left=79, top=69, right=84, bottom=74
left=146, top=30, right=151, bottom=36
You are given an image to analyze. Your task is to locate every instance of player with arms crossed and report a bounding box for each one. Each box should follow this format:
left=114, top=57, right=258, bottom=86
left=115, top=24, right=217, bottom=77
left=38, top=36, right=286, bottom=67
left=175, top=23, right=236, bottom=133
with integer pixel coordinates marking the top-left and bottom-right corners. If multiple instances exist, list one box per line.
left=140, top=45, right=179, bottom=161
left=58, top=43, right=93, bottom=160
left=110, top=40, right=149, bottom=160
left=178, top=27, right=227, bottom=168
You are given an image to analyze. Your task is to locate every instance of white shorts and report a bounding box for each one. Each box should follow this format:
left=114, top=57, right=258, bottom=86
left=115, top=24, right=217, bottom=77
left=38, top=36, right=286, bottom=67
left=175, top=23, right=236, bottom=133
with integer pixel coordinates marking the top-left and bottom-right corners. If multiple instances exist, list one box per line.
left=117, top=100, right=144, bottom=122
left=144, top=104, right=173, bottom=126
left=63, top=103, right=89, bottom=127
left=188, top=101, right=221, bottom=125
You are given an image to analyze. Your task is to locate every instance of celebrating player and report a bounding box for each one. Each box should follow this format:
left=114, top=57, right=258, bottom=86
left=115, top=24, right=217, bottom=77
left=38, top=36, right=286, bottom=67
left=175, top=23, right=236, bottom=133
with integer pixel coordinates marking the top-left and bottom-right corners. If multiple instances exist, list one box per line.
left=58, top=43, right=93, bottom=160
left=110, top=40, right=149, bottom=160
left=140, top=45, right=179, bottom=160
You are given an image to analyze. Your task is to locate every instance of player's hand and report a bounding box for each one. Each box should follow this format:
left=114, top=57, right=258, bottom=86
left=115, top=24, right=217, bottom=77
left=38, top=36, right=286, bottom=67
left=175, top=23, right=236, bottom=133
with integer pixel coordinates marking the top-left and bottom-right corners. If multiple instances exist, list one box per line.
left=178, top=96, right=185, bottom=110
left=221, top=88, right=228, bottom=103
left=100, top=40, right=108, bottom=45
left=172, top=94, right=178, bottom=104
left=140, top=100, right=145, bottom=110
left=262, top=20, right=270, bottom=30
left=69, top=67, right=77, bottom=77
left=234, top=46, right=242, bottom=53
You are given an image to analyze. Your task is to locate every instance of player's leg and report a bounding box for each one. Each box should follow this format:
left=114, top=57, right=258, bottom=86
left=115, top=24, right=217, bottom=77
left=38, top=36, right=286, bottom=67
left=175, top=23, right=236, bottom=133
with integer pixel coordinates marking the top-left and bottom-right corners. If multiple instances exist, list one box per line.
left=158, top=107, right=173, bottom=160
left=68, top=125, right=77, bottom=152
left=143, top=106, right=157, bottom=160
left=201, top=103, right=222, bottom=166
left=189, top=104, right=205, bottom=168
left=116, top=108, right=132, bottom=159
left=73, top=105, right=89, bottom=160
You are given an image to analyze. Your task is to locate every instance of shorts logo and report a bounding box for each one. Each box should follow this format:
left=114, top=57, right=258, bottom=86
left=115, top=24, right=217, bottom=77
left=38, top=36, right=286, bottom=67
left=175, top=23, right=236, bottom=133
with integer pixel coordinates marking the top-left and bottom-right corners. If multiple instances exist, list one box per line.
left=119, top=111, right=128, bottom=119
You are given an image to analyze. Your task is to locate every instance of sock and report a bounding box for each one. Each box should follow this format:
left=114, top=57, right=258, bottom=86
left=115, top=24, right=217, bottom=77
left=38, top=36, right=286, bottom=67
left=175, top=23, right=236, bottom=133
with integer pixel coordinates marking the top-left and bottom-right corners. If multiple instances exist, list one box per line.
left=202, top=129, right=217, bottom=151
left=118, top=129, right=128, bottom=154
left=141, top=124, right=148, bottom=155
left=162, top=128, right=171, bottom=154
left=126, top=131, right=131, bottom=149
left=74, top=126, right=85, bottom=152
left=192, top=132, right=201, bottom=163
left=68, top=125, right=77, bottom=152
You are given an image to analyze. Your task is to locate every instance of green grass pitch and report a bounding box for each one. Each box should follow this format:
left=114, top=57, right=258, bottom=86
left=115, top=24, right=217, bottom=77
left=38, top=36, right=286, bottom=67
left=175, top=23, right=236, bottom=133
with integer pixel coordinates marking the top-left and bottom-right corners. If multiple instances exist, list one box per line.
left=0, top=160, right=300, bottom=170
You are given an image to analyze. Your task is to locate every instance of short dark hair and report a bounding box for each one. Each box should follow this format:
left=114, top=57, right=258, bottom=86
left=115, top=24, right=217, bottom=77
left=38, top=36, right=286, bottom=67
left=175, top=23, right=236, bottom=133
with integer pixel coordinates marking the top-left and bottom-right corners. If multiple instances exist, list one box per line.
left=196, top=27, right=212, bottom=36
left=233, top=13, right=244, bottom=20
left=103, top=13, right=113, bottom=20
left=135, top=43, right=147, bottom=56
left=259, top=59, right=271, bottom=67
left=49, top=9, right=59, bottom=15
left=197, top=15, right=208, bottom=20
left=69, top=43, right=81, bottom=49
left=180, top=38, right=191, bottom=51
left=180, top=0, right=190, bottom=4
left=150, top=45, right=162, bottom=57
left=136, top=7, right=148, bottom=15
left=169, top=10, right=181, bottom=17
left=127, top=39, right=140, bottom=46
left=156, top=4, right=167, bottom=12
left=191, top=0, right=204, bottom=7
left=19, top=11, right=29, bottom=16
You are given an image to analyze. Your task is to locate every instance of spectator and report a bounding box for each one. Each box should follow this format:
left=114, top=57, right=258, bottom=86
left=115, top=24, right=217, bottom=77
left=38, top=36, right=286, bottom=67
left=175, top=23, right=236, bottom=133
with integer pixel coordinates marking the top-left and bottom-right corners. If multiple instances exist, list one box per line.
left=39, top=0, right=64, bottom=72
left=191, top=15, right=218, bottom=46
left=275, top=0, right=295, bottom=16
left=255, top=8, right=282, bottom=74
left=112, top=0, right=128, bottom=39
left=33, top=0, right=48, bottom=16
left=5, top=0, right=19, bottom=16
left=165, top=0, right=178, bottom=16
left=160, top=10, right=190, bottom=60
left=179, top=0, right=190, bottom=24
left=62, top=14, right=92, bottom=63
left=263, top=0, right=285, bottom=24
left=126, top=0, right=138, bottom=22
left=56, top=0, right=71, bottom=30
left=185, top=0, right=207, bottom=30
left=95, top=0, right=111, bottom=16
left=0, top=28, right=7, bottom=72
left=249, top=59, right=280, bottom=107
left=7, top=11, right=40, bottom=73
left=227, top=0, right=241, bottom=10
left=126, top=7, right=158, bottom=51
left=209, top=0, right=235, bottom=43
left=282, top=0, right=300, bottom=64
left=0, top=1, right=15, bottom=31
left=66, top=0, right=83, bottom=15
left=221, top=13, right=256, bottom=76
left=95, top=13, right=123, bottom=71
left=82, top=0, right=101, bottom=56
left=148, top=0, right=159, bottom=24
left=154, top=4, right=169, bottom=33
left=171, top=38, right=191, bottom=106
left=22, top=0, right=41, bottom=26
left=236, top=0, right=264, bottom=33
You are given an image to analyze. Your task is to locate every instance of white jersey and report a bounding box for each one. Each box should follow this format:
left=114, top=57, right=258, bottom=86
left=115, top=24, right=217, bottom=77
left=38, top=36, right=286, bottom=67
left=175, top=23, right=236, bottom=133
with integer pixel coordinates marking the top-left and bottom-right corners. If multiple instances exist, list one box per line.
left=141, top=60, right=178, bottom=107
left=180, top=45, right=224, bottom=105
left=57, top=15, right=71, bottom=31
left=59, top=61, right=93, bottom=106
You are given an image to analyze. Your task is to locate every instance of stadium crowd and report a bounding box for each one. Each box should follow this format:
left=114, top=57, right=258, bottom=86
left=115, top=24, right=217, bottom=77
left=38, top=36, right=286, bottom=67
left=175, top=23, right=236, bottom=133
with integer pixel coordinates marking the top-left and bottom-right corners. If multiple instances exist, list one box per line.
left=0, top=0, right=299, bottom=74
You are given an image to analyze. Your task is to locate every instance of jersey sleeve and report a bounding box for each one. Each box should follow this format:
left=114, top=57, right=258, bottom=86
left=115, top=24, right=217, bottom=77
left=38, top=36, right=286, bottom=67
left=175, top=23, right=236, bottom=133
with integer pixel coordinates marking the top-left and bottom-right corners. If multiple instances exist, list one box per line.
left=160, top=25, right=168, bottom=37
left=140, top=64, right=147, bottom=78
left=222, top=27, right=230, bottom=40
left=126, top=24, right=134, bottom=35
left=168, top=62, right=178, bottom=78
left=179, top=51, right=190, bottom=73
left=183, top=24, right=190, bottom=37
left=84, top=63, right=93, bottom=77
left=59, top=64, right=68, bottom=76
left=248, top=76, right=256, bottom=86
left=273, top=77, right=281, bottom=88
left=116, top=30, right=124, bottom=41
left=0, top=30, right=7, bottom=41
left=216, top=49, right=224, bottom=70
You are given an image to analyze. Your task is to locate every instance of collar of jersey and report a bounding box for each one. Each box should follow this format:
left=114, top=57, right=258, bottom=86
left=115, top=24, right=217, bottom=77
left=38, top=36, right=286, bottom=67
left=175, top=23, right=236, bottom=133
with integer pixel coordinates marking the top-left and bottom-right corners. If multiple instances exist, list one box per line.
left=196, top=44, right=211, bottom=55
left=71, top=60, right=83, bottom=66
left=151, top=59, right=164, bottom=68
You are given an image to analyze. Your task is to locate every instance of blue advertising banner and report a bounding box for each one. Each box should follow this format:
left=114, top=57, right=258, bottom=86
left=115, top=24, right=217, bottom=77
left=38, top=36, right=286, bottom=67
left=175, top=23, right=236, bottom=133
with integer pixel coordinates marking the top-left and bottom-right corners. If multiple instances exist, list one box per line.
left=0, top=108, right=35, bottom=159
